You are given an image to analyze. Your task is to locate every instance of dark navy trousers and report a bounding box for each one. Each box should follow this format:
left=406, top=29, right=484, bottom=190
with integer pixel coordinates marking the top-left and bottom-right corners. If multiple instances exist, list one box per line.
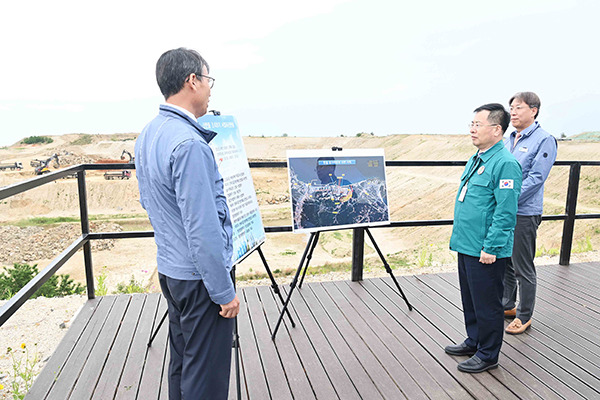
left=458, top=253, right=507, bottom=363
left=159, top=274, right=234, bottom=400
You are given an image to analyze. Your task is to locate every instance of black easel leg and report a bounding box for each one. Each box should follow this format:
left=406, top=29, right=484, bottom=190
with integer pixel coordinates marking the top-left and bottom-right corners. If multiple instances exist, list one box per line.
left=272, top=232, right=317, bottom=340
left=231, top=267, right=242, bottom=400
left=257, top=246, right=296, bottom=327
left=299, top=231, right=320, bottom=288
left=148, top=309, right=168, bottom=347
left=365, top=228, right=413, bottom=311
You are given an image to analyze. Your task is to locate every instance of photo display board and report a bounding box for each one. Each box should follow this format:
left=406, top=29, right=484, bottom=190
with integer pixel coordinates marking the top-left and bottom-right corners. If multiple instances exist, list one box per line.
left=287, top=148, right=390, bottom=233
left=199, top=114, right=266, bottom=265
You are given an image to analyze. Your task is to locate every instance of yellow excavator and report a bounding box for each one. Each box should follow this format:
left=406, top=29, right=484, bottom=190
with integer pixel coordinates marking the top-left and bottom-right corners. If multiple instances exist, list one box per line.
left=34, top=154, right=59, bottom=175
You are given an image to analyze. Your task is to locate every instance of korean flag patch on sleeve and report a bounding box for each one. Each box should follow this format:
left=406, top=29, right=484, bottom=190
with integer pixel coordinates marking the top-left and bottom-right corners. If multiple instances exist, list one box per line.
left=500, top=179, right=514, bottom=189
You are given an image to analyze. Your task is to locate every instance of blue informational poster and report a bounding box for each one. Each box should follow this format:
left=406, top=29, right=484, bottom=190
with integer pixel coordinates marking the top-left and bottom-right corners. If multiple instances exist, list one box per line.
left=198, top=114, right=266, bottom=265
left=287, top=148, right=390, bottom=233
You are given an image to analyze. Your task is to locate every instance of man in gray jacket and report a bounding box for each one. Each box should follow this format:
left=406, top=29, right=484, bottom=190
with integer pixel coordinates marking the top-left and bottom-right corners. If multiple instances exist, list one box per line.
left=503, top=92, right=557, bottom=335
left=136, top=48, right=239, bottom=400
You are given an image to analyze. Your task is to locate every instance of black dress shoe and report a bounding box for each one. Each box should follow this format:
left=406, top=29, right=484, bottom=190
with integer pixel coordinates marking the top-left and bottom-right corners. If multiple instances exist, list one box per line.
left=444, top=342, right=477, bottom=356
left=457, top=355, right=498, bottom=373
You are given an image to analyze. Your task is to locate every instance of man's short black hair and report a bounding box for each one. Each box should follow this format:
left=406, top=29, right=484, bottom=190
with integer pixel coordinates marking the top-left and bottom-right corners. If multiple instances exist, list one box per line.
left=155, top=48, right=209, bottom=99
left=473, top=103, right=510, bottom=133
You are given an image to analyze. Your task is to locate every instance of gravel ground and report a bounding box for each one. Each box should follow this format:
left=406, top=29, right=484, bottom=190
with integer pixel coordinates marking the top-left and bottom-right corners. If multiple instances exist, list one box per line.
left=0, top=222, right=121, bottom=265
left=0, top=250, right=598, bottom=398
left=0, top=294, right=87, bottom=398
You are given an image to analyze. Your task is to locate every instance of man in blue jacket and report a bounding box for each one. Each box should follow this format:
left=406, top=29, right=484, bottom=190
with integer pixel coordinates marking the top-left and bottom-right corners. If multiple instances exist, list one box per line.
left=135, top=48, right=239, bottom=400
left=445, top=103, right=522, bottom=373
left=503, top=92, right=557, bottom=335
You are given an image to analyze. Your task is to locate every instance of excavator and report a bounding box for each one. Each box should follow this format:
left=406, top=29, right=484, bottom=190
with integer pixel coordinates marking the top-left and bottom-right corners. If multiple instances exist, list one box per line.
left=34, top=154, right=59, bottom=175
left=120, top=150, right=134, bottom=163
left=103, top=150, right=133, bottom=180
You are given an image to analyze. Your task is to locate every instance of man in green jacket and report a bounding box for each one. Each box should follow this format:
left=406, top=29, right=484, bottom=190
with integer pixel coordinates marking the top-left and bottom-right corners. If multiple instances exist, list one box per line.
left=445, top=103, right=522, bottom=373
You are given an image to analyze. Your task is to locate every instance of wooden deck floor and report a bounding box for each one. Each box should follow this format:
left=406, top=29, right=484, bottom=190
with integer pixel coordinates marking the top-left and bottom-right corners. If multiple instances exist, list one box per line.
left=27, top=262, right=600, bottom=399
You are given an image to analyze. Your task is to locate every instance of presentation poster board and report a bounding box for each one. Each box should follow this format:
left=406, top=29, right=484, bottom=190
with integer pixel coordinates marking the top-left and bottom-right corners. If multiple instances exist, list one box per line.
left=287, top=148, right=390, bottom=233
left=199, top=114, right=265, bottom=265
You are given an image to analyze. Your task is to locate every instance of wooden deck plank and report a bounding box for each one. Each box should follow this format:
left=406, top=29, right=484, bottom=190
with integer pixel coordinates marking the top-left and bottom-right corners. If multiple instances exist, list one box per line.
left=44, top=296, right=118, bottom=400
left=27, top=262, right=600, bottom=400
left=537, top=272, right=600, bottom=315
left=88, top=294, right=146, bottom=400
left=69, top=295, right=132, bottom=399
left=312, top=282, right=407, bottom=399
left=136, top=296, right=168, bottom=400
left=324, top=281, right=430, bottom=400
left=112, top=292, right=161, bottom=400
left=344, top=280, right=472, bottom=400
left=228, top=338, right=248, bottom=400
left=407, top=274, right=557, bottom=400
left=298, top=282, right=384, bottom=399
left=361, top=278, right=496, bottom=400
left=263, top=288, right=339, bottom=400
left=26, top=297, right=101, bottom=400
left=244, top=287, right=293, bottom=400
left=284, top=285, right=361, bottom=400
left=423, top=272, right=590, bottom=400
left=433, top=271, right=597, bottom=399
left=540, top=264, right=600, bottom=298
left=391, top=276, right=519, bottom=400
left=255, top=286, right=317, bottom=399
left=159, top=346, right=170, bottom=400
left=439, top=271, right=600, bottom=359
left=332, top=280, right=451, bottom=400
left=236, top=289, right=270, bottom=400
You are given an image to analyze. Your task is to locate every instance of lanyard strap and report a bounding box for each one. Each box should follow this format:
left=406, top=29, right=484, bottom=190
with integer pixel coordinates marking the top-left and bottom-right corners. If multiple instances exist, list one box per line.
left=463, top=156, right=482, bottom=183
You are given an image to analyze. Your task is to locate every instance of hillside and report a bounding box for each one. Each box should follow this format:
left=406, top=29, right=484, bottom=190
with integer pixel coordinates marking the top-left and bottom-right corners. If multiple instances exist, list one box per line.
left=1, top=133, right=600, bottom=291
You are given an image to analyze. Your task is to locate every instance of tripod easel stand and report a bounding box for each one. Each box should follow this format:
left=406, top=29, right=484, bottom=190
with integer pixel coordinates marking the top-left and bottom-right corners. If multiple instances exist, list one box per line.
left=271, top=226, right=413, bottom=340
left=147, top=244, right=293, bottom=400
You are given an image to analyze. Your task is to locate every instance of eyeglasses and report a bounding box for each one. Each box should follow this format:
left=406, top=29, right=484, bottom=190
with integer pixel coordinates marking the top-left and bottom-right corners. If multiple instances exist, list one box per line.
left=199, top=74, right=215, bottom=89
left=187, top=73, right=215, bottom=89
left=509, top=105, right=534, bottom=112
left=468, top=122, right=499, bottom=129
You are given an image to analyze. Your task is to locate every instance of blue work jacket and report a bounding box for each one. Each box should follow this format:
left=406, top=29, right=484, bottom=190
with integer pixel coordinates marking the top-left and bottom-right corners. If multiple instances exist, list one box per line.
left=135, top=104, right=235, bottom=305
left=449, top=141, right=522, bottom=259
left=504, top=121, right=557, bottom=216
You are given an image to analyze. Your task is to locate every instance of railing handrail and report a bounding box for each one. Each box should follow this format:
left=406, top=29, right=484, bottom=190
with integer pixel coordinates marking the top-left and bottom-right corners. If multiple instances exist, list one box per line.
left=1, top=160, right=599, bottom=327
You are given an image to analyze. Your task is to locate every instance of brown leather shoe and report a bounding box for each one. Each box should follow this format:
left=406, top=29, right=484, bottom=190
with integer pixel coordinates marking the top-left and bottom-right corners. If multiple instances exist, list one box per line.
left=504, top=307, right=516, bottom=318
left=506, top=318, right=531, bottom=335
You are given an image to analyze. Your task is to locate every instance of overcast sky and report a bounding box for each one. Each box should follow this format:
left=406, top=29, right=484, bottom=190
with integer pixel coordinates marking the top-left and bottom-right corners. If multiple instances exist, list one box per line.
left=1, top=0, right=598, bottom=146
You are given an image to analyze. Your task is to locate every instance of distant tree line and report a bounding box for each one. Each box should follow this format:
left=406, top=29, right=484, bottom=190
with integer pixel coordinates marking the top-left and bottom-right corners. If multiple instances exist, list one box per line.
left=21, top=136, right=53, bottom=145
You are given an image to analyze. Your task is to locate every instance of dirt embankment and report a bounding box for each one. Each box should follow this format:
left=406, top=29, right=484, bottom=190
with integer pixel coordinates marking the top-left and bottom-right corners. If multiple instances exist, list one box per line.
left=1, top=133, right=600, bottom=290
left=0, top=223, right=121, bottom=265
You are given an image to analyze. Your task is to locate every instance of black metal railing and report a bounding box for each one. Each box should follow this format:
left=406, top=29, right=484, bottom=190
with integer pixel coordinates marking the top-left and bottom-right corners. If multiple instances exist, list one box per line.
left=1, top=160, right=599, bottom=327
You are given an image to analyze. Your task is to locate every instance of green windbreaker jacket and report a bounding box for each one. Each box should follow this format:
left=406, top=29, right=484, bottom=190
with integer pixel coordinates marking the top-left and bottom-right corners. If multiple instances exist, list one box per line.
left=449, top=140, right=522, bottom=258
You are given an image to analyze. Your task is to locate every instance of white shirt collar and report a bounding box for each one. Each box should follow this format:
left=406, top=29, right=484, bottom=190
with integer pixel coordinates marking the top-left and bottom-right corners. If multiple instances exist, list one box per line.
left=163, top=103, right=197, bottom=121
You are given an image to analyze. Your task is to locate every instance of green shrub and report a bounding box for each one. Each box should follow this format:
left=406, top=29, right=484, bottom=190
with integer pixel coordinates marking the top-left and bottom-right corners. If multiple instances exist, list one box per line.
left=21, top=136, right=53, bottom=145
left=96, top=267, right=108, bottom=296
left=0, top=263, right=85, bottom=300
left=70, top=135, right=93, bottom=145
left=114, top=275, right=146, bottom=294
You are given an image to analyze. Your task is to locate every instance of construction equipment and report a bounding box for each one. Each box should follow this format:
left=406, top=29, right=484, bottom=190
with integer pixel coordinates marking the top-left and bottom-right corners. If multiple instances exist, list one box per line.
left=104, top=170, right=132, bottom=180
left=34, top=154, right=59, bottom=175
left=120, top=150, right=134, bottom=163
left=0, top=162, right=24, bottom=171
left=30, top=159, right=45, bottom=168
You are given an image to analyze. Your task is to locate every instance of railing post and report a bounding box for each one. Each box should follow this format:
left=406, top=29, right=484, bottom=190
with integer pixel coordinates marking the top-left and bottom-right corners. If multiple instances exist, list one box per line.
left=351, top=228, right=365, bottom=281
left=559, top=163, right=581, bottom=266
left=77, top=170, right=95, bottom=299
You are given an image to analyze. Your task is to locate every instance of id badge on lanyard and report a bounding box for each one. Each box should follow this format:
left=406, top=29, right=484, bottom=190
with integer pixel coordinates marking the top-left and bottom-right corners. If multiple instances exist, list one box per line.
left=458, top=185, right=467, bottom=202
left=458, top=157, right=483, bottom=202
